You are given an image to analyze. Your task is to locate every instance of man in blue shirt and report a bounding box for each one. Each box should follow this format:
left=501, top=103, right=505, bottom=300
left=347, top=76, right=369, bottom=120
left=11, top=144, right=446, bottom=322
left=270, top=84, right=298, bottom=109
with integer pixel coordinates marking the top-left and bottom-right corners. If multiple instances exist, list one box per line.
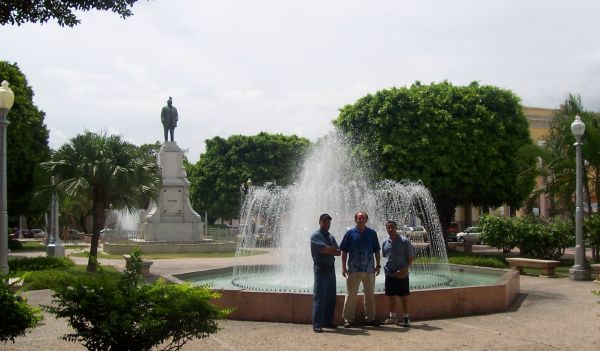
left=382, top=220, right=414, bottom=327
left=310, top=213, right=341, bottom=333
left=340, top=211, right=381, bottom=328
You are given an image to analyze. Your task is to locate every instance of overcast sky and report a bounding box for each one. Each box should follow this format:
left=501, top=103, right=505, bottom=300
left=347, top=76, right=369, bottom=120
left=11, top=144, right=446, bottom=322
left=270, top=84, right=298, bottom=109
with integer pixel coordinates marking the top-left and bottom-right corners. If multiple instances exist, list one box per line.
left=2, top=0, right=599, bottom=162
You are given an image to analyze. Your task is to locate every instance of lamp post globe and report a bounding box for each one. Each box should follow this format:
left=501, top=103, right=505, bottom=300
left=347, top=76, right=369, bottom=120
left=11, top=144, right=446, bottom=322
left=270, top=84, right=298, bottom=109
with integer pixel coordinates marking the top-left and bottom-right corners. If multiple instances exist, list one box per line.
left=570, top=115, right=591, bottom=280
left=0, top=80, right=15, bottom=274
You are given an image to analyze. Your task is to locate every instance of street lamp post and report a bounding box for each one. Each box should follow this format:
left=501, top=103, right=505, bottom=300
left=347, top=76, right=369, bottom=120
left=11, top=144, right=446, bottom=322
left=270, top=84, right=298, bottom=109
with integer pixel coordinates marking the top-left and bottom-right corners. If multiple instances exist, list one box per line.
left=570, top=115, right=591, bottom=281
left=0, top=80, right=15, bottom=274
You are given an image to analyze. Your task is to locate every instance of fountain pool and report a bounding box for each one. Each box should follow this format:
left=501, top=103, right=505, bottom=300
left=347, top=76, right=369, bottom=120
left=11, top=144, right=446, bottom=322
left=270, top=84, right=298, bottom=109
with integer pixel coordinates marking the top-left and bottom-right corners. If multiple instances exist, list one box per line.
left=163, top=132, right=520, bottom=323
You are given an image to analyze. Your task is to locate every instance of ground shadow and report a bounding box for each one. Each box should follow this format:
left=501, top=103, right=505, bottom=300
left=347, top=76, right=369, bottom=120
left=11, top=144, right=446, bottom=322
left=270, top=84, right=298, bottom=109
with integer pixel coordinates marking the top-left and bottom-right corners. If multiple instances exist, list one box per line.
left=506, top=292, right=528, bottom=312
left=409, top=323, right=442, bottom=331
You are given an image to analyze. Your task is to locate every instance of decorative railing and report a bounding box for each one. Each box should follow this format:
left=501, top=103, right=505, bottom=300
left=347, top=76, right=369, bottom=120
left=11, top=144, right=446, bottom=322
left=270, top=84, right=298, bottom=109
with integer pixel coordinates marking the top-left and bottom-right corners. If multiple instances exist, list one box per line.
left=205, top=228, right=239, bottom=242
left=101, top=229, right=145, bottom=242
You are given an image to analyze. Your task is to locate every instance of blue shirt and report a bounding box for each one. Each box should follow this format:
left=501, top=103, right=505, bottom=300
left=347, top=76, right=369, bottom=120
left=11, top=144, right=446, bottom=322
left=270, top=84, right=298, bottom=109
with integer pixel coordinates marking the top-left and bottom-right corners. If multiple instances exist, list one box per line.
left=340, top=226, right=381, bottom=273
left=382, top=235, right=414, bottom=277
left=311, top=230, right=339, bottom=266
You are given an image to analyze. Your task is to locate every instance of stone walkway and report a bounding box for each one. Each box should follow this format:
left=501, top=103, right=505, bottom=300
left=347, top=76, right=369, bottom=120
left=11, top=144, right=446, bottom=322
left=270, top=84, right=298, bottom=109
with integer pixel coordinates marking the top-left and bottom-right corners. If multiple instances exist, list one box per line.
left=3, top=246, right=600, bottom=350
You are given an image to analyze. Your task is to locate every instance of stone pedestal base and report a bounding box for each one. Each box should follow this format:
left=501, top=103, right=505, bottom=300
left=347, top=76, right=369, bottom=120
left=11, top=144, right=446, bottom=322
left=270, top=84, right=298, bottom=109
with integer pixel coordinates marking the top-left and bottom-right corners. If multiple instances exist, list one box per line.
left=569, top=267, right=591, bottom=281
left=139, top=222, right=202, bottom=242
left=46, top=244, right=65, bottom=257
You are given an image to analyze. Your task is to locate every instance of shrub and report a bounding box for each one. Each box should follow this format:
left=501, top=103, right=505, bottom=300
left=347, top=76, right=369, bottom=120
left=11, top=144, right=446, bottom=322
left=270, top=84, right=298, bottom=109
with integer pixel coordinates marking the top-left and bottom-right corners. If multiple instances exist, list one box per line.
left=480, top=215, right=574, bottom=260
left=18, top=267, right=120, bottom=291
left=585, top=214, right=600, bottom=262
left=515, top=216, right=574, bottom=260
left=45, top=249, right=229, bottom=351
left=480, top=215, right=516, bottom=252
left=0, top=277, right=43, bottom=343
left=8, top=239, right=22, bottom=251
left=9, top=256, right=74, bottom=272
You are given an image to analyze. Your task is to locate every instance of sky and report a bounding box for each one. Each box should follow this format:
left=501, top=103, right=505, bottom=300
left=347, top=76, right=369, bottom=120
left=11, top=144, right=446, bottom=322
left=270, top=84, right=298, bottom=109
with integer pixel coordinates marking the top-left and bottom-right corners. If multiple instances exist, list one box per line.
left=2, top=0, right=600, bottom=162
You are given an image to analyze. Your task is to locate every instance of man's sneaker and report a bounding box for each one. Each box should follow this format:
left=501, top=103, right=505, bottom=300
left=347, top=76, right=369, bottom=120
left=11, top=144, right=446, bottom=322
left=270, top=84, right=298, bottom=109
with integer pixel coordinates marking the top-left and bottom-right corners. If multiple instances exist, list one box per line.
left=401, top=316, right=411, bottom=327
left=383, top=317, right=398, bottom=325
left=343, top=321, right=353, bottom=328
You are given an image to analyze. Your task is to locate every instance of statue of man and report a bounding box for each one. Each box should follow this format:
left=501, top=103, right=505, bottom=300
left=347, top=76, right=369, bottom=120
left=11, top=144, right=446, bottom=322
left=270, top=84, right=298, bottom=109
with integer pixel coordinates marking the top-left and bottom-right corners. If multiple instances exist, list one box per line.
left=161, top=97, right=179, bottom=142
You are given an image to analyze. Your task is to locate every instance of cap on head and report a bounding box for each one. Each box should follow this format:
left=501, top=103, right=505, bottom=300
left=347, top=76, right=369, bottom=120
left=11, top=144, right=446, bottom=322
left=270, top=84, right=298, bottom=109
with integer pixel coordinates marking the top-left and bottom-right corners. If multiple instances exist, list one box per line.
left=319, top=213, right=332, bottom=221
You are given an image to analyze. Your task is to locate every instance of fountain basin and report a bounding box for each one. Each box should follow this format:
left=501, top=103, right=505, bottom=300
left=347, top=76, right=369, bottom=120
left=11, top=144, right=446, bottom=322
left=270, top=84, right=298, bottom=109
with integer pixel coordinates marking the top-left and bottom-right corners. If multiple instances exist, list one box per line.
left=164, top=264, right=519, bottom=324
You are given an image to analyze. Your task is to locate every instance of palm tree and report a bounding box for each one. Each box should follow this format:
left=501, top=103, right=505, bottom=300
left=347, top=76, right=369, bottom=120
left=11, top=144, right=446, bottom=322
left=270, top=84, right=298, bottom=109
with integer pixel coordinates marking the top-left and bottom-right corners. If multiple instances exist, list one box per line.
left=41, top=131, right=160, bottom=272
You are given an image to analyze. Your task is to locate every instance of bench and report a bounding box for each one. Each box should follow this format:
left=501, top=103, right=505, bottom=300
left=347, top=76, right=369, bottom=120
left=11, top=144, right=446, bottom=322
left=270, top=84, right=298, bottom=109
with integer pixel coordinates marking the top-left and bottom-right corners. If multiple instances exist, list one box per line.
left=448, top=242, right=473, bottom=253
left=505, top=258, right=560, bottom=277
left=122, top=255, right=153, bottom=275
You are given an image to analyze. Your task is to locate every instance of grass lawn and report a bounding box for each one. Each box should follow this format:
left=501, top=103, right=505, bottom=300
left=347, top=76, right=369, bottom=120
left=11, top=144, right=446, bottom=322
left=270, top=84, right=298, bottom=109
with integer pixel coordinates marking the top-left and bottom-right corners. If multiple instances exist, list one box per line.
left=68, top=248, right=268, bottom=260
left=8, top=256, right=122, bottom=291
left=18, top=265, right=122, bottom=291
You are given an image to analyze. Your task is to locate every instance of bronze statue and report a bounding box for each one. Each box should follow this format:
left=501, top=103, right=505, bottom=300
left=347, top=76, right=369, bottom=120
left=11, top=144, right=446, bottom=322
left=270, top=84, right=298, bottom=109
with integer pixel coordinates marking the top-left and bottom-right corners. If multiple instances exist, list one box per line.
left=161, top=97, right=179, bottom=142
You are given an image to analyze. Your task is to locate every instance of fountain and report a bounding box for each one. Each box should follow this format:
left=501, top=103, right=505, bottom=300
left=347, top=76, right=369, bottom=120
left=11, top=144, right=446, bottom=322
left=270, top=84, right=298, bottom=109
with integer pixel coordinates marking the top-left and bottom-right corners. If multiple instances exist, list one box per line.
left=233, top=133, right=452, bottom=292
left=170, top=132, right=520, bottom=323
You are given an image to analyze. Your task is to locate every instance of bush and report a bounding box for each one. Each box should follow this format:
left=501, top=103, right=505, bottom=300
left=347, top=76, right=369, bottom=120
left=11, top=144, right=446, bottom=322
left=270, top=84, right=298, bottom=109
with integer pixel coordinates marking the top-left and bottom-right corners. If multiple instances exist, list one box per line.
left=480, top=215, right=574, bottom=260
left=45, top=249, right=229, bottom=351
left=516, top=216, right=574, bottom=260
left=0, top=277, right=43, bottom=343
left=480, top=215, right=516, bottom=252
left=9, top=256, right=74, bottom=272
left=585, top=214, right=600, bottom=262
left=8, top=239, right=22, bottom=251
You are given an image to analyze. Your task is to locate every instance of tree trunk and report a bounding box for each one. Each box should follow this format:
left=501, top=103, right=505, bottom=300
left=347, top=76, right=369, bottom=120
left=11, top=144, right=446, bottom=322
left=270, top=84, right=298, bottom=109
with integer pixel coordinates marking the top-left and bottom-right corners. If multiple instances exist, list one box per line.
left=595, top=171, right=600, bottom=214
left=87, top=195, right=106, bottom=272
left=433, top=195, right=457, bottom=245
left=584, top=167, right=592, bottom=215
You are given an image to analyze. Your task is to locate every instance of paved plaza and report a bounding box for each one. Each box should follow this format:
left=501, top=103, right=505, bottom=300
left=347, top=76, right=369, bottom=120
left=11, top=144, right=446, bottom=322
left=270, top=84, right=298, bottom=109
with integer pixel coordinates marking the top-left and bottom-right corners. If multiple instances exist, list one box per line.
left=3, top=246, right=600, bottom=351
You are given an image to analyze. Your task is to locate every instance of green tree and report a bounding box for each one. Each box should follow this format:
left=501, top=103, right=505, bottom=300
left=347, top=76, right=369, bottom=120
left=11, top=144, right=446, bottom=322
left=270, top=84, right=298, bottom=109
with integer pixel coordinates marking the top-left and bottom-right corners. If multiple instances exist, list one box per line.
left=188, top=132, right=310, bottom=222
left=542, top=94, right=600, bottom=217
left=41, top=131, right=160, bottom=272
left=0, top=0, right=143, bottom=27
left=334, top=81, right=535, bottom=235
left=0, top=61, right=51, bottom=225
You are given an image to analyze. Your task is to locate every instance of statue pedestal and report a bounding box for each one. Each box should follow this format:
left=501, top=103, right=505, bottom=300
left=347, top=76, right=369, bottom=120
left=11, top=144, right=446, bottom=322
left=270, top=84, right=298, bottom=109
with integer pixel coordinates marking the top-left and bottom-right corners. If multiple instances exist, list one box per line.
left=46, top=243, right=65, bottom=257
left=139, top=142, right=203, bottom=241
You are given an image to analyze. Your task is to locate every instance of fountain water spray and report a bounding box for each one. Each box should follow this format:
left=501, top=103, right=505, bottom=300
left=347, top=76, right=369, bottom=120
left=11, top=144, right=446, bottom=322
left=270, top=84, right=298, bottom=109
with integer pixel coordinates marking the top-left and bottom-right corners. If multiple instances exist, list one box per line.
left=234, top=133, right=451, bottom=292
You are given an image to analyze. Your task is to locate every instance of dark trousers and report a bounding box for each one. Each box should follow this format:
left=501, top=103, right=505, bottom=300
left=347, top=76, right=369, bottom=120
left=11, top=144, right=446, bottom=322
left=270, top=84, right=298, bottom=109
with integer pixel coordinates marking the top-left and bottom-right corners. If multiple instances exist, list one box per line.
left=163, top=127, right=175, bottom=142
left=312, top=265, right=337, bottom=328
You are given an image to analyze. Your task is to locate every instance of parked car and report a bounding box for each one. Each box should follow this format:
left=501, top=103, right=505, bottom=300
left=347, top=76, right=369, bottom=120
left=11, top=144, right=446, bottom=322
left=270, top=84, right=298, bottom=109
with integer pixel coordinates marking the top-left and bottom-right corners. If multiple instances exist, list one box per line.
left=403, top=225, right=428, bottom=242
left=457, top=226, right=483, bottom=244
left=9, top=229, right=47, bottom=239
left=61, top=228, right=85, bottom=240
left=446, top=222, right=459, bottom=242
left=30, top=229, right=47, bottom=239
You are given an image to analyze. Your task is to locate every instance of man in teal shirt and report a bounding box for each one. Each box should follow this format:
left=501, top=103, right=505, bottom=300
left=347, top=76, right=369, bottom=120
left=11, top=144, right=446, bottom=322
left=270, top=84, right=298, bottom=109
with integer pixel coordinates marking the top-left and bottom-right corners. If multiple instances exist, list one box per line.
left=310, top=213, right=340, bottom=333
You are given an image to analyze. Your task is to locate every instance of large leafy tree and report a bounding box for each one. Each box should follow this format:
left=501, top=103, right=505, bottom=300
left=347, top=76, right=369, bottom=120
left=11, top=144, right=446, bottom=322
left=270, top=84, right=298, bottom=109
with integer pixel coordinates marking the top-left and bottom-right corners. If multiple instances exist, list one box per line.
left=0, top=0, right=143, bottom=27
left=187, top=132, right=310, bottom=222
left=0, top=61, right=51, bottom=224
left=334, top=81, right=535, bottom=234
left=41, top=131, right=159, bottom=272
